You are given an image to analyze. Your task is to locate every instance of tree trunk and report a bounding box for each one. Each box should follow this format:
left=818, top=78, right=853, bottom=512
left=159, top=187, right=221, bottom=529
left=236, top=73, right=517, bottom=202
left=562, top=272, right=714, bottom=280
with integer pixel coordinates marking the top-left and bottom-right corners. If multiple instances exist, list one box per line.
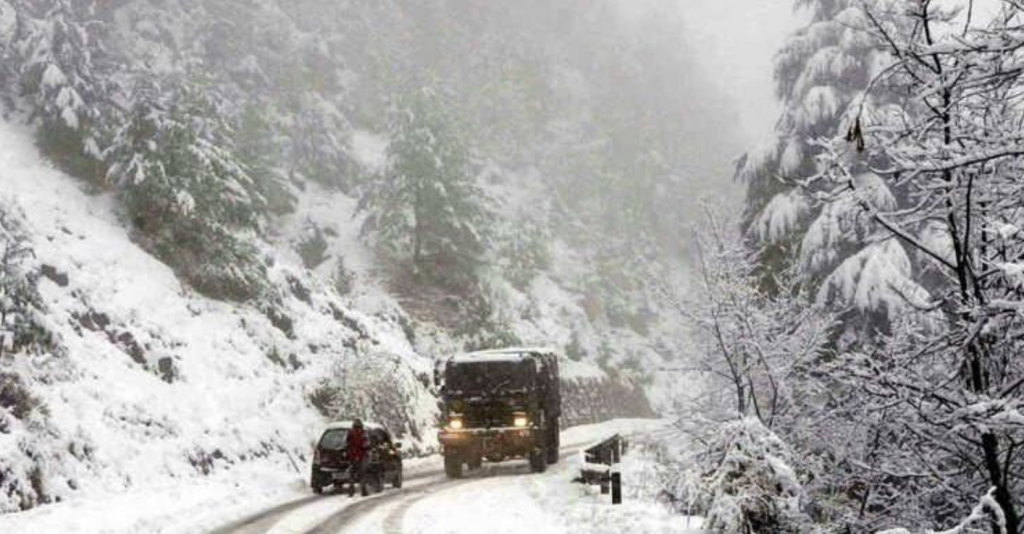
left=412, top=183, right=423, bottom=269
left=981, top=431, right=1019, bottom=534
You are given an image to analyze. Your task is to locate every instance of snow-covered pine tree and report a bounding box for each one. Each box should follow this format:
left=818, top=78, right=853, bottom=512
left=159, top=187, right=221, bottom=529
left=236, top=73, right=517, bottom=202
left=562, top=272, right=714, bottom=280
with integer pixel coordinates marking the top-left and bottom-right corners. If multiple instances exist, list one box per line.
left=234, top=101, right=296, bottom=216
left=360, top=84, right=492, bottom=287
left=288, top=92, right=355, bottom=191
left=738, top=0, right=932, bottom=347
left=13, top=0, right=110, bottom=182
left=739, top=0, right=887, bottom=289
left=0, top=203, right=54, bottom=360
left=105, top=75, right=269, bottom=301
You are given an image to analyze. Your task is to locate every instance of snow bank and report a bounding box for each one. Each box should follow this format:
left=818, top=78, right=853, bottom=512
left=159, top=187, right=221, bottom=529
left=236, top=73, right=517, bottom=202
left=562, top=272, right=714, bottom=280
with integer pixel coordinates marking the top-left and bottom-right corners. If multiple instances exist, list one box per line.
left=399, top=419, right=703, bottom=534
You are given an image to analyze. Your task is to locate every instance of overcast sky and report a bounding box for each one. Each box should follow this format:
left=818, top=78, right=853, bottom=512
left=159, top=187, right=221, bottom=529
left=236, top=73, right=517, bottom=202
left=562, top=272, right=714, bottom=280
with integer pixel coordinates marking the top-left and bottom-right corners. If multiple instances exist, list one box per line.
left=677, top=1, right=801, bottom=145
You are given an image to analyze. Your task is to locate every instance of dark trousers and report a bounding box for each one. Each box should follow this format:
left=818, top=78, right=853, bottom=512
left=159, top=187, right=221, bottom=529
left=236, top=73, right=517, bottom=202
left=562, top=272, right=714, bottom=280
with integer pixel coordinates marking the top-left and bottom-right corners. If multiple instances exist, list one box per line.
left=348, top=456, right=368, bottom=495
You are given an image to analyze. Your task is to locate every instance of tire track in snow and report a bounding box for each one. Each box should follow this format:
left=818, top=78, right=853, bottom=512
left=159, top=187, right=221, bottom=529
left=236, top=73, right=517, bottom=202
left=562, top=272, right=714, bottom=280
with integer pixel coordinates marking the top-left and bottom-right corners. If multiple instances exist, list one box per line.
left=304, top=478, right=463, bottom=534
left=373, top=447, right=585, bottom=534
left=209, top=469, right=442, bottom=534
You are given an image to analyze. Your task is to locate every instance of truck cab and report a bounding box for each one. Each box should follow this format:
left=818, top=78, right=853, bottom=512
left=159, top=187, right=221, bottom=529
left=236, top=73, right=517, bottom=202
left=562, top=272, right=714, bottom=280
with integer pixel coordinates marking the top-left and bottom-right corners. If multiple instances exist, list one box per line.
left=435, top=348, right=561, bottom=478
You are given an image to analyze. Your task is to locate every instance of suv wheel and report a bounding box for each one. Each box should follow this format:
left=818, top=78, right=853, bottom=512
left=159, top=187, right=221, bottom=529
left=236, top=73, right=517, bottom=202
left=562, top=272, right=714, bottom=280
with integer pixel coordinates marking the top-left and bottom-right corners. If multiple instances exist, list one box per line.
left=392, top=466, right=404, bottom=488
left=444, top=453, right=464, bottom=478
left=311, top=467, right=327, bottom=494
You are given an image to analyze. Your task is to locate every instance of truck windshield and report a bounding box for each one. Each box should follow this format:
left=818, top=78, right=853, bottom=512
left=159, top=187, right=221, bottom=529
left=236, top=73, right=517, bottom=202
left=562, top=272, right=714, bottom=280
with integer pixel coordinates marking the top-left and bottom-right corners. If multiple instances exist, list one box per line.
left=319, top=429, right=348, bottom=450
left=445, top=361, right=534, bottom=394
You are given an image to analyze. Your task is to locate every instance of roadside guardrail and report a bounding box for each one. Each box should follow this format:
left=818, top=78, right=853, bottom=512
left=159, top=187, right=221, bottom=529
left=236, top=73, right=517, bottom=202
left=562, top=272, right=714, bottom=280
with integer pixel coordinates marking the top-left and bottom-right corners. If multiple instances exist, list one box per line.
left=575, top=433, right=627, bottom=504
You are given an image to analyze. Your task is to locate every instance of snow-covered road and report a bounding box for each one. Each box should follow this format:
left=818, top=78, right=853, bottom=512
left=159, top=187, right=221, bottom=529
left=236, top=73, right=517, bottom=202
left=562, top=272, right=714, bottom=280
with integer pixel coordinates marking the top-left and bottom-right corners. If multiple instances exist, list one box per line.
left=0, top=420, right=702, bottom=533
left=209, top=420, right=702, bottom=534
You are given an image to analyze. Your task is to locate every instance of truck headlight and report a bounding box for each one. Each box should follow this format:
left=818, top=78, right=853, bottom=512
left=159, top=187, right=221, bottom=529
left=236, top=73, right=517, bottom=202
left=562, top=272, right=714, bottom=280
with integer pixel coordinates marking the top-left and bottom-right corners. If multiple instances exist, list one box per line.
left=513, top=413, right=529, bottom=428
left=448, top=417, right=463, bottom=430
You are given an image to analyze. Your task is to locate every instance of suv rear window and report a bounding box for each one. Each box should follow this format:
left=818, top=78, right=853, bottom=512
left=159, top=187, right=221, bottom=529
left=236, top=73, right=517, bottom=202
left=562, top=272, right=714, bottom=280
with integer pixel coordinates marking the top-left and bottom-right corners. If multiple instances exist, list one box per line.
left=319, top=429, right=348, bottom=450
left=370, top=429, right=389, bottom=446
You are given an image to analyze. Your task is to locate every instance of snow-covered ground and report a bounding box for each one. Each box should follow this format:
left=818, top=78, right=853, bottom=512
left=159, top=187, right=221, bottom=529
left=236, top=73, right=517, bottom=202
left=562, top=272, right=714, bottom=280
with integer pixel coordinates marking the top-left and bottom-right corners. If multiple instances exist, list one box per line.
left=389, top=421, right=702, bottom=534
left=0, top=419, right=702, bottom=533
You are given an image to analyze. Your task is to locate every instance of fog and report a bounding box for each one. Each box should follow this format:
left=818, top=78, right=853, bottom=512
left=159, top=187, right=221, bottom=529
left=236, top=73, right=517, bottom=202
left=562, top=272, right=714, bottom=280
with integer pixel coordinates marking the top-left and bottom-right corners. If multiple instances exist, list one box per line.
left=8, top=2, right=1024, bottom=531
left=679, top=1, right=801, bottom=144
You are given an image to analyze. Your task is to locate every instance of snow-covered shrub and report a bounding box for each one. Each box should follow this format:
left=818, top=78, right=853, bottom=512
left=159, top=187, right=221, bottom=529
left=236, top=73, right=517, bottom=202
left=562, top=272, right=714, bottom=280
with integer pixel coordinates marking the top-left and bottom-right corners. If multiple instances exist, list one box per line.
left=878, top=488, right=1008, bottom=534
left=496, top=216, right=551, bottom=291
left=312, top=350, right=433, bottom=453
left=565, top=331, right=585, bottom=362
left=690, top=418, right=809, bottom=534
left=0, top=366, right=96, bottom=513
left=0, top=371, right=44, bottom=422
left=333, top=257, right=355, bottom=296
left=297, top=221, right=329, bottom=270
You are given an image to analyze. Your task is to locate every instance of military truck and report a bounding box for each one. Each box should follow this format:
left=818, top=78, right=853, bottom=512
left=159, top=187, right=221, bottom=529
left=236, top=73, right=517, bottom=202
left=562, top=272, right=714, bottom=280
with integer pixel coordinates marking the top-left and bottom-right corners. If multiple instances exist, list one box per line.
left=435, top=347, right=561, bottom=478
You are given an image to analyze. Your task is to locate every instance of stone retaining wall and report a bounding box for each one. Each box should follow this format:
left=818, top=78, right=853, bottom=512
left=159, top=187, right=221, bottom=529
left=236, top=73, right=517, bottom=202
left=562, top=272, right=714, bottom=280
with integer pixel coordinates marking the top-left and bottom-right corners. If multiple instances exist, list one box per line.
left=561, top=375, right=656, bottom=427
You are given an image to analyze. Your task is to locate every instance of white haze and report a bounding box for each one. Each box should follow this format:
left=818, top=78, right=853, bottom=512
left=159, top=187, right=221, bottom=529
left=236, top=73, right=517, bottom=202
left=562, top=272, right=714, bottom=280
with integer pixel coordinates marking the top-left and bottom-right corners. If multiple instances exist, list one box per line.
left=679, top=1, right=801, bottom=145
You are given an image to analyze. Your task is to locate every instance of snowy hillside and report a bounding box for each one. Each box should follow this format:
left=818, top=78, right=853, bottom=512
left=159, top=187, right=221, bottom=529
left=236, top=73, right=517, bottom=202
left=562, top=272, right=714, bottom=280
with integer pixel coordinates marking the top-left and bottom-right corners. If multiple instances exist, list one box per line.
left=0, top=113, right=657, bottom=515
left=0, top=116, right=437, bottom=512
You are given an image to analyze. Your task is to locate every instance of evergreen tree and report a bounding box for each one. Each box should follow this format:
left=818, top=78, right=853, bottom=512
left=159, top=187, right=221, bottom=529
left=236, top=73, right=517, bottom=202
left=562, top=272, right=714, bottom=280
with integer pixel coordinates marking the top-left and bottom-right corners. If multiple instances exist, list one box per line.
left=359, top=85, right=491, bottom=286
left=105, top=76, right=268, bottom=301
left=737, top=0, right=920, bottom=343
left=234, top=101, right=296, bottom=216
left=0, top=204, right=54, bottom=359
left=288, top=93, right=355, bottom=191
left=738, top=0, right=882, bottom=289
left=14, top=0, right=110, bottom=181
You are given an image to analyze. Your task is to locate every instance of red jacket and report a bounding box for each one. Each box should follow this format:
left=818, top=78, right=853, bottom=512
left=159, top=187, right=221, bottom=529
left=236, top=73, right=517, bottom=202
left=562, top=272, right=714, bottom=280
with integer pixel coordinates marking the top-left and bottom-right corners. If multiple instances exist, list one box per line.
left=347, top=427, right=369, bottom=462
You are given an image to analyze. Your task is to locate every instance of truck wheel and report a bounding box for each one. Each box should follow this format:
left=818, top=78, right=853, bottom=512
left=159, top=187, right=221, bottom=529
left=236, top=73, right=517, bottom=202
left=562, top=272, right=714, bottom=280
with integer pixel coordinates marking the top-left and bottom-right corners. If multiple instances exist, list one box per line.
left=546, top=419, right=560, bottom=465
left=444, top=454, right=464, bottom=478
left=468, top=455, right=483, bottom=470
left=392, top=466, right=403, bottom=488
left=373, top=471, right=385, bottom=493
left=529, top=446, right=547, bottom=473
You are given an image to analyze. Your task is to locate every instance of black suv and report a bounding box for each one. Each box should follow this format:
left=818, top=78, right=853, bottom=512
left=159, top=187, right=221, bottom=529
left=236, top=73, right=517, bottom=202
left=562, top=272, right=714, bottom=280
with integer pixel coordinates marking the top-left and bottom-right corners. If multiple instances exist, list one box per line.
left=310, top=421, right=403, bottom=494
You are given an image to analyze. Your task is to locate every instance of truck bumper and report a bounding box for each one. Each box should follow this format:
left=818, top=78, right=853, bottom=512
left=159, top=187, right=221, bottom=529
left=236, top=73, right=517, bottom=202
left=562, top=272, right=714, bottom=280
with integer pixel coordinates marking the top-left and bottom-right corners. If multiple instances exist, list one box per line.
left=439, top=427, right=539, bottom=459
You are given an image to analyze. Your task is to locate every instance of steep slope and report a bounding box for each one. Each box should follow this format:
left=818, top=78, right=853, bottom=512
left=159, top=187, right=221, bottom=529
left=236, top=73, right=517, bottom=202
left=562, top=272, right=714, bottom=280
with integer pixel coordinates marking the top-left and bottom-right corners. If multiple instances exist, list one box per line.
left=0, top=117, right=437, bottom=512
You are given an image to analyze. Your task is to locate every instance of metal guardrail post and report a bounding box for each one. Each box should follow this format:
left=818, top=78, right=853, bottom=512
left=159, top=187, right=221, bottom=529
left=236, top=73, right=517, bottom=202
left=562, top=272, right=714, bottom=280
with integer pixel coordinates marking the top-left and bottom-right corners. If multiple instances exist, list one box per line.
left=578, top=433, right=626, bottom=504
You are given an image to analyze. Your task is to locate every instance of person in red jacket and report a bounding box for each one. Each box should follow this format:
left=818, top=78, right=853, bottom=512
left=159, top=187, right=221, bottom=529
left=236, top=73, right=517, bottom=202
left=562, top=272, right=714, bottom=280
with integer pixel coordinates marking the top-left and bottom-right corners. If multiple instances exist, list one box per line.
left=346, top=418, right=370, bottom=496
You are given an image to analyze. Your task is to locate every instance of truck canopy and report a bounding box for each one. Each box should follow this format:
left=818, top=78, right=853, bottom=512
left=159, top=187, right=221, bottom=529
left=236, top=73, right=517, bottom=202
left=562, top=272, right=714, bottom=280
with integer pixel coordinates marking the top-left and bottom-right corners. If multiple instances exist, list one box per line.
left=444, top=359, right=537, bottom=395
left=448, top=347, right=556, bottom=364
left=440, top=348, right=560, bottom=408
